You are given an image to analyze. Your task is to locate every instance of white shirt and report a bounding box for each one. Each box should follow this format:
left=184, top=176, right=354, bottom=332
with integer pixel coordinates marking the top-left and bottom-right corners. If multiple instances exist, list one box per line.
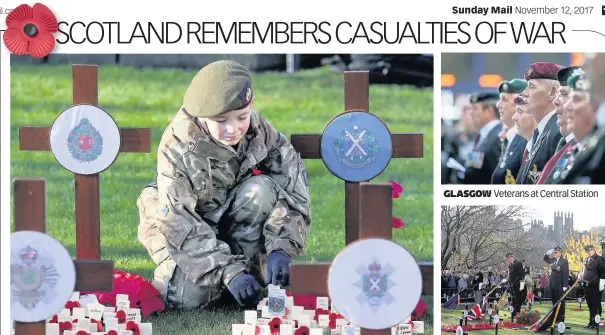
left=597, top=101, right=605, bottom=128
left=529, top=109, right=557, bottom=151
left=476, top=119, right=501, bottom=148
left=565, top=133, right=575, bottom=143
left=505, top=126, right=518, bottom=151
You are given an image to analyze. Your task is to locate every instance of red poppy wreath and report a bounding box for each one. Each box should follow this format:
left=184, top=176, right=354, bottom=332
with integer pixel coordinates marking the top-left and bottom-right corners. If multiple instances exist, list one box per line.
left=3, top=3, right=58, bottom=58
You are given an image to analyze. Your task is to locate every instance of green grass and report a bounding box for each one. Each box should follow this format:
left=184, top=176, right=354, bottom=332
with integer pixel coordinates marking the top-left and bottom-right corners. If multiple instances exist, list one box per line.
left=10, top=64, right=434, bottom=334
left=442, top=301, right=597, bottom=334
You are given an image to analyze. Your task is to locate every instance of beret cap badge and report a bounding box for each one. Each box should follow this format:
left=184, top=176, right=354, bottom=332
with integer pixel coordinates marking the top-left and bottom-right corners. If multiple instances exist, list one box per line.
left=245, top=87, right=252, bottom=103
left=502, top=83, right=508, bottom=91
left=525, top=66, right=534, bottom=78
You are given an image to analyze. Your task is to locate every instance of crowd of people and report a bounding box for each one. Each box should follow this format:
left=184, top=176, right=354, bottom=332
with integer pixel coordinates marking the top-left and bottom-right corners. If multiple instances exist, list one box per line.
left=442, top=54, right=605, bottom=184
left=442, top=244, right=605, bottom=329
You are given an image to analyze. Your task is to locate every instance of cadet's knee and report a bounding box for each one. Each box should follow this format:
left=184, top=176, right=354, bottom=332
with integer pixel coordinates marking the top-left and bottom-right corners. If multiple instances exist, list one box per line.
left=235, top=175, right=278, bottom=210
left=165, top=267, right=223, bottom=310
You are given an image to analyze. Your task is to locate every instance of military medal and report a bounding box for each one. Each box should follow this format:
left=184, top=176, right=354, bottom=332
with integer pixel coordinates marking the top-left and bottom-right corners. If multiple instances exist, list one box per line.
left=10, top=231, right=76, bottom=323
left=553, top=170, right=560, bottom=179
left=328, top=238, right=421, bottom=330
left=50, top=104, right=122, bottom=175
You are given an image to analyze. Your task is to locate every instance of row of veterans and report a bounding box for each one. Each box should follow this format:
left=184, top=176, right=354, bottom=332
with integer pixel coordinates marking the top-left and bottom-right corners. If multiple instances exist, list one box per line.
left=461, top=57, right=605, bottom=184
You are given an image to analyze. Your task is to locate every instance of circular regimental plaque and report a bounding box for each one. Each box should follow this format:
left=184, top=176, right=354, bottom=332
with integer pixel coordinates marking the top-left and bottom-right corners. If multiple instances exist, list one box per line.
left=10, top=231, right=76, bottom=323
left=50, top=104, right=121, bottom=175
left=328, top=238, right=422, bottom=330
left=320, top=111, right=392, bottom=182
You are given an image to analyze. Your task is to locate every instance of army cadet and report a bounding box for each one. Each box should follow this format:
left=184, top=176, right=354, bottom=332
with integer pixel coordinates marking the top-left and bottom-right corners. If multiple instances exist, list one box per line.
left=536, top=66, right=583, bottom=184
left=464, top=92, right=503, bottom=184
left=492, top=79, right=528, bottom=184
left=136, top=60, right=311, bottom=310
left=516, top=62, right=565, bottom=184
left=562, top=53, right=605, bottom=184
left=581, top=245, right=605, bottom=328
left=505, top=252, right=525, bottom=320
left=544, top=246, right=570, bottom=322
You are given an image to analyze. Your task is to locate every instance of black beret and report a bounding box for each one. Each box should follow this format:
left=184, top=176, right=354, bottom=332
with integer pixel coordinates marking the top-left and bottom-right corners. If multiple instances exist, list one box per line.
left=470, top=92, right=499, bottom=104
left=505, top=252, right=515, bottom=258
left=585, top=245, right=595, bottom=252
left=554, top=246, right=563, bottom=252
left=498, top=79, right=528, bottom=94
left=557, top=66, right=584, bottom=86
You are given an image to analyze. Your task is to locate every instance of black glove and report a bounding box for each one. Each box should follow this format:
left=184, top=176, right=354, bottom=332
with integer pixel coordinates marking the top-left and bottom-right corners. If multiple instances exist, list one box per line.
left=227, top=273, right=263, bottom=306
left=266, top=251, right=292, bottom=286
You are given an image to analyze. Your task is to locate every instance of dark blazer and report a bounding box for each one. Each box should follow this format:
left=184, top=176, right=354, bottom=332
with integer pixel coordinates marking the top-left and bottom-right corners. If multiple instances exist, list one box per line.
left=464, top=122, right=503, bottom=184
left=491, top=133, right=527, bottom=184
left=508, top=260, right=525, bottom=290
left=543, top=254, right=570, bottom=290
left=583, top=254, right=605, bottom=288
left=472, top=271, right=484, bottom=290
left=516, top=113, right=562, bottom=184
left=562, top=127, right=605, bottom=184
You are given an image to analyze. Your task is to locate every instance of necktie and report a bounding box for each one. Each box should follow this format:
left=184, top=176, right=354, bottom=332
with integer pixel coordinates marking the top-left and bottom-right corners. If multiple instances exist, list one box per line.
left=473, top=134, right=481, bottom=151
left=531, top=129, right=539, bottom=150
left=555, top=137, right=566, bottom=153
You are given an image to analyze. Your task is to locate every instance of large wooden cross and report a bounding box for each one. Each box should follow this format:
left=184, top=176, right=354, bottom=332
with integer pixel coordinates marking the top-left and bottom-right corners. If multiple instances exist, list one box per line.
left=290, top=183, right=403, bottom=335
left=12, top=178, right=114, bottom=335
left=290, top=71, right=423, bottom=244
left=18, top=64, right=151, bottom=260
left=289, top=71, right=433, bottom=294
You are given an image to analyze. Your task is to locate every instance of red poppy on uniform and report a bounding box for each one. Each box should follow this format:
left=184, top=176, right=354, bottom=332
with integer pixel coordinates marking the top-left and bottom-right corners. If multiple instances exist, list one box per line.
left=3, top=3, right=58, bottom=58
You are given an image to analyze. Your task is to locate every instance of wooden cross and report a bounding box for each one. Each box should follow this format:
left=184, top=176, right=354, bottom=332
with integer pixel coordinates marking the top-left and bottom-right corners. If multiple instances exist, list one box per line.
left=290, top=71, right=423, bottom=244
left=290, top=71, right=433, bottom=294
left=12, top=178, right=114, bottom=335
left=18, top=64, right=151, bottom=260
left=291, top=183, right=408, bottom=335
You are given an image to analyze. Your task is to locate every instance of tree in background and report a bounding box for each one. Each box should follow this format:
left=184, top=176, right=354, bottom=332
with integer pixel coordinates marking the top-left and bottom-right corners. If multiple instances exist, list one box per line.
left=564, top=230, right=601, bottom=274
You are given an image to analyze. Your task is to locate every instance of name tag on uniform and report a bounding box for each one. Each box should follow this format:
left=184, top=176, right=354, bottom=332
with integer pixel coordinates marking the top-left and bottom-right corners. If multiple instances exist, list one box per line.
left=466, top=151, right=485, bottom=169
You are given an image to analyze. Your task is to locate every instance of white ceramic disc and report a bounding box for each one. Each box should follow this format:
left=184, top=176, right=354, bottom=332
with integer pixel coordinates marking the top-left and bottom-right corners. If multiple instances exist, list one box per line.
left=10, top=231, right=76, bottom=322
left=50, top=104, right=121, bottom=175
left=328, top=238, right=422, bottom=330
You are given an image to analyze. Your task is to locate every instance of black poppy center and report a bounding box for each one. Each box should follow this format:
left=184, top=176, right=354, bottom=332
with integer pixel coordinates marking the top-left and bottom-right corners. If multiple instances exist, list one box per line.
left=23, top=23, right=38, bottom=37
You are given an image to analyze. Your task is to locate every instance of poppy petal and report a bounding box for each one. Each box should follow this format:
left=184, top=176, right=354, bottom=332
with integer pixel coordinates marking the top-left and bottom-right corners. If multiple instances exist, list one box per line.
left=3, top=28, right=28, bottom=55
left=28, top=32, right=55, bottom=58
left=5, top=4, right=33, bottom=28
left=32, top=3, right=58, bottom=33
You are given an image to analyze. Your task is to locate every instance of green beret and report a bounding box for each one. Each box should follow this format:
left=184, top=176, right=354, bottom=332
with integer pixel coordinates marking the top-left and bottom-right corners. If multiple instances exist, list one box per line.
left=498, top=79, right=528, bottom=94
left=183, top=60, right=253, bottom=117
left=568, top=73, right=590, bottom=92
left=557, top=66, right=584, bottom=86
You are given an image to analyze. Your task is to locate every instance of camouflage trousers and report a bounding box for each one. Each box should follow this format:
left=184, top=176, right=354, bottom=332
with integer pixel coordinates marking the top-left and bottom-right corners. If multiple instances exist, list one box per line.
left=137, top=175, right=278, bottom=310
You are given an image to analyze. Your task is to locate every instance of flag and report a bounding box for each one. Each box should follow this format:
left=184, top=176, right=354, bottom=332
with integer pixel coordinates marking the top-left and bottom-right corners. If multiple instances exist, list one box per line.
left=466, top=304, right=483, bottom=320
left=496, top=291, right=508, bottom=310
left=442, top=293, right=459, bottom=309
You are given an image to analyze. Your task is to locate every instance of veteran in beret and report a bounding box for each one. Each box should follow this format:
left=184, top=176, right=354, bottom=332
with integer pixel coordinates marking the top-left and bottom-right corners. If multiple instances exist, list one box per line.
left=492, top=79, right=528, bottom=184
left=136, top=60, right=311, bottom=310
left=536, top=66, right=583, bottom=184
left=505, top=252, right=525, bottom=320
left=581, top=244, right=605, bottom=328
left=464, top=92, right=503, bottom=184
left=544, top=246, right=569, bottom=322
left=562, top=53, right=605, bottom=184
left=516, top=62, right=565, bottom=184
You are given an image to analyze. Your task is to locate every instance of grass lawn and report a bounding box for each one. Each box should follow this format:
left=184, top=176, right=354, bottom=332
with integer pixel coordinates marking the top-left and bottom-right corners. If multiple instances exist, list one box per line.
left=10, top=64, right=434, bottom=334
left=442, top=301, right=598, bottom=334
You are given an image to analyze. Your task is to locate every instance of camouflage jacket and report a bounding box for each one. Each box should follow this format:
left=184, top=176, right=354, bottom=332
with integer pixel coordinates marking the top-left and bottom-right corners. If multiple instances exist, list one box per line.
left=144, top=108, right=311, bottom=287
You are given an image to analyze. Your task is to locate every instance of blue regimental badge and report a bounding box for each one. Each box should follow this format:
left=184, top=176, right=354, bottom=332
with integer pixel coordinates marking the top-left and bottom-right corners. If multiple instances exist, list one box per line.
left=354, top=258, right=396, bottom=312
left=67, top=118, right=104, bottom=163
left=11, top=246, right=60, bottom=310
left=321, top=111, right=392, bottom=182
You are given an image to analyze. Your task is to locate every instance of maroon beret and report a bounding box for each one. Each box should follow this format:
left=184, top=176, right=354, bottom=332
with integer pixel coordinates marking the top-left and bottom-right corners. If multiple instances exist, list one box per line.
left=514, top=95, right=527, bottom=105
left=524, top=62, right=565, bottom=81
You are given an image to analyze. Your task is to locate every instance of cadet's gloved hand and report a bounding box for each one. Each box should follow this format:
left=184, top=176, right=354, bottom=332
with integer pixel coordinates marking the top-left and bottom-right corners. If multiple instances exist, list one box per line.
left=227, top=273, right=263, bottom=306
left=600, top=279, right=605, bottom=291
left=266, top=251, right=292, bottom=286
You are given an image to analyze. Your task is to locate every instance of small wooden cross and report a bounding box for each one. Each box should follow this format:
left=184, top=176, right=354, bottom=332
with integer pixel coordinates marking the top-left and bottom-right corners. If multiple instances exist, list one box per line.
left=290, top=183, right=403, bottom=335
left=12, top=177, right=114, bottom=335
left=18, top=64, right=151, bottom=260
left=290, top=71, right=423, bottom=245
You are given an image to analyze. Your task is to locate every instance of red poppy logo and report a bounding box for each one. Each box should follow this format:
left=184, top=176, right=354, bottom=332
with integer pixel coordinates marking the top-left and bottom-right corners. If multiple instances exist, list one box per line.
left=3, top=3, right=58, bottom=58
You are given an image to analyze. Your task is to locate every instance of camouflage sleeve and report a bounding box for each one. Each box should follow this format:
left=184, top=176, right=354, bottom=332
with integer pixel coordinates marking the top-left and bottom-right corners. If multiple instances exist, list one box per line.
left=258, top=117, right=312, bottom=259
left=156, top=150, right=247, bottom=287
